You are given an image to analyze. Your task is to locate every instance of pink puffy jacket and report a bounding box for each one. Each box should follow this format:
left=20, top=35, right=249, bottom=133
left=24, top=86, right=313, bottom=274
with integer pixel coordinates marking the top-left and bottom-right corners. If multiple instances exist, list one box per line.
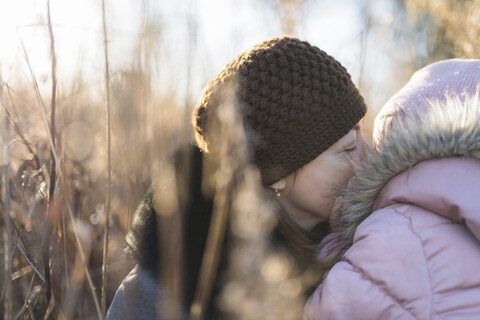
left=304, top=98, right=480, bottom=319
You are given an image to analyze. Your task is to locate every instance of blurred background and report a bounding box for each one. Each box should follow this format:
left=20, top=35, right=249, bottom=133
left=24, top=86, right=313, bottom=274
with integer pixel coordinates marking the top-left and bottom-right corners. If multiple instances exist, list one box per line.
left=1, top=0, right=479, bottom=319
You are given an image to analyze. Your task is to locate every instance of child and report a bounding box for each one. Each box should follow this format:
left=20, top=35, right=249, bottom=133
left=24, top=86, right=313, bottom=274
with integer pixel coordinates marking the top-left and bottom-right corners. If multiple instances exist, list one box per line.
left=304, top=59, right=480, bottom=319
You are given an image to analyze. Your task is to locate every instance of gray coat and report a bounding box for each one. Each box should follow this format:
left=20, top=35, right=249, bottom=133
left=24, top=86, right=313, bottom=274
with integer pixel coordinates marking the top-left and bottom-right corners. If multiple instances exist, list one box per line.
left=106, top=266, right=158, bottom=319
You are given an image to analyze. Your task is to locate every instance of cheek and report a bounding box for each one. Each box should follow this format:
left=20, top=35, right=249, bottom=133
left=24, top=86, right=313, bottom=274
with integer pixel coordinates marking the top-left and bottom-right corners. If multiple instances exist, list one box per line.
left=323, top=155, right=353, bottom=182
left=336, top=163, right=354, bottom=187
left=296, top=168, right=341, bottom=206
left=317, top=163, right=353, bottom=208
left=286, top=171, right=324, bottom=205
left=287, top=157, right=354, bottom=204
left=296, top=158, right=353, bottom=196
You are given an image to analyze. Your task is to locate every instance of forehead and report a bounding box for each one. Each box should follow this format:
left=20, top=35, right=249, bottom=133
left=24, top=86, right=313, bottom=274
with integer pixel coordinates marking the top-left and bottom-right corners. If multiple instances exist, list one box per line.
left=291, top=125, right=360, bottom=178
left=331, top=129, right=356, bottom=148
left=300, top=131, right=353, bottom=166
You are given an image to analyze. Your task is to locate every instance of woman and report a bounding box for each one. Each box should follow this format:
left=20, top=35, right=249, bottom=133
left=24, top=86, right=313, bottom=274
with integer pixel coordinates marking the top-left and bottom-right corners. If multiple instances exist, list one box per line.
left=107, top=36, right=367, bottom=319
left=304, top=59, right=480, bottom=319
left=193, top=36, right=367, bottom=260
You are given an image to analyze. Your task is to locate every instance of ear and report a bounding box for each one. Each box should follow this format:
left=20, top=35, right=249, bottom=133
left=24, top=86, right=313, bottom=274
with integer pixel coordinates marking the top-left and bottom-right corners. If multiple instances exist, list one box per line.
left=269, top=178, right=286, bottom=191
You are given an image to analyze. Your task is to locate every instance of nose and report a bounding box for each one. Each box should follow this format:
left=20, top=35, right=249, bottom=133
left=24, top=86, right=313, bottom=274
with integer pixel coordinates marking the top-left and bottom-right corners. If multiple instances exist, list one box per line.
left=354, top=130, right=368, bottom=165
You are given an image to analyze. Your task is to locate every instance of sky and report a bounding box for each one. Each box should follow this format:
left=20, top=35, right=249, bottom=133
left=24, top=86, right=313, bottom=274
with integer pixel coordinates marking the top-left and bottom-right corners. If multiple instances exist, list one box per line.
left=0, top=0, right=412, bottom=114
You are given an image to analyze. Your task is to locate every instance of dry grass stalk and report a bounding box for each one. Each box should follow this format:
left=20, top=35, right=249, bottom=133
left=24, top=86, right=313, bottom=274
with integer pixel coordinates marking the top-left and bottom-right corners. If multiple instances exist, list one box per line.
left=43, top=0, right=57, bottom=308
left=101, top=0, right=112, bottom=316
left=18, top=21, right=103, bottom=320
left=153, top=162, right=184, bottom=320
left=4, top=85, right=43, bottom=174
left=1, top=82, right=14, bottom=320
left=189, top=167, right=233, bottom=320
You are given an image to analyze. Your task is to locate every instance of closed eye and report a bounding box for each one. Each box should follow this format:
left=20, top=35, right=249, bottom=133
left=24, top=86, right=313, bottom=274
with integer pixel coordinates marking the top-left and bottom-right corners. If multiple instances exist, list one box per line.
left=344, top=146, right=357, bottom=153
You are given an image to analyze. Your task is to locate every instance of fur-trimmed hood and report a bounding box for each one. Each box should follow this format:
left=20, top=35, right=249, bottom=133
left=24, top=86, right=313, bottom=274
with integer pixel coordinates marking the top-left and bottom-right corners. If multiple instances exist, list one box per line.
left=336, top=94, right=480, bottom=253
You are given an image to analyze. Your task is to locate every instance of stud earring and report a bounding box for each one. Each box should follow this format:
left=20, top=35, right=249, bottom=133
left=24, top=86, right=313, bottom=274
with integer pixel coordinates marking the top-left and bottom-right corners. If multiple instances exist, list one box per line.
left=275, top=189, right=281, bottom=197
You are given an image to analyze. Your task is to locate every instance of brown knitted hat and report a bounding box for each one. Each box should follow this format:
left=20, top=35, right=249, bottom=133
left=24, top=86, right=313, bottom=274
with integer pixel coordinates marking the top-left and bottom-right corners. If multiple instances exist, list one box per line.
left=192, top=37, right=367, bottom=186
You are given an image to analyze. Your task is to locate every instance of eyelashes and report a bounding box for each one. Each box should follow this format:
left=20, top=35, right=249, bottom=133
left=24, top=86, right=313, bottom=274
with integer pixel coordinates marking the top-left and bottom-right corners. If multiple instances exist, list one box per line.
left=344, top=146, right=357, bottom=153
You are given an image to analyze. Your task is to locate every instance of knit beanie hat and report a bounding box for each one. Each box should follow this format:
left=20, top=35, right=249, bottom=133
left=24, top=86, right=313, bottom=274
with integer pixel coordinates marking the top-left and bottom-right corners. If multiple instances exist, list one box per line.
left=374, top=59, right=480, bottom=145
left=192, top=37, right=367, bottom=186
